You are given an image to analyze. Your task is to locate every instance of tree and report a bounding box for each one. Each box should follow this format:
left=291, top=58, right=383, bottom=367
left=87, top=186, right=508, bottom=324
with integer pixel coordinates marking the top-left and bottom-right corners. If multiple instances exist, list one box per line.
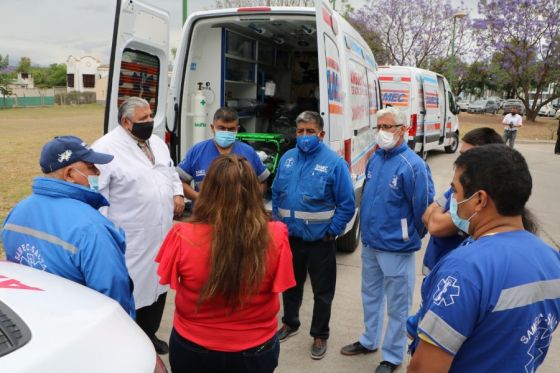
left=0, top=54, right=13, bottom=108
left=350, top=0, right=470, bottom=68
left=16, top=57, right=31, bottom=73
left=474, top=0, right=560, bottom=121
left=0, top=54, right=8, bottom=69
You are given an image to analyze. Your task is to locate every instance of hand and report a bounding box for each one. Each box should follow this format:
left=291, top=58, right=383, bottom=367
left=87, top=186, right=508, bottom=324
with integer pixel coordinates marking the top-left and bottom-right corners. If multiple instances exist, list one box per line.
left=323, top=233, right=336, bottom=242
left=173, top=195, right=185, bottom=219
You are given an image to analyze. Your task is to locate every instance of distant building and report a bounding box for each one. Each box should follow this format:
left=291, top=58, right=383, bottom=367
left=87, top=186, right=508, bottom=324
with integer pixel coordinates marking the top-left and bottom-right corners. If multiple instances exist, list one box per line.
left=14, top=72, right=34, bottom=89
left=65, top=55, right=100, bottom=93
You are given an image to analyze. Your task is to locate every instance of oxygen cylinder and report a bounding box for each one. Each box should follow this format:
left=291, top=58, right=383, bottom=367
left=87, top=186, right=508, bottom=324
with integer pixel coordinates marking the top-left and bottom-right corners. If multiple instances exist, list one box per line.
left=192, top=82, right=207, bottom=144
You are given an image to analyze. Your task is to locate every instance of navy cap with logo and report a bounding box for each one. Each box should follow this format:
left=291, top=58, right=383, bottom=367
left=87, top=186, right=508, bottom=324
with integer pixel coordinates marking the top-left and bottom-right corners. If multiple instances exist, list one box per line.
left=39, top=136, right=114, bottom=173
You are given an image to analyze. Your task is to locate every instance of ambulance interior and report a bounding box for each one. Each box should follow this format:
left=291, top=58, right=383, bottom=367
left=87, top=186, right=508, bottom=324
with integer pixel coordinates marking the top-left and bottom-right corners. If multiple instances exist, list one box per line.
left=181, top=14, right=320, bottom=177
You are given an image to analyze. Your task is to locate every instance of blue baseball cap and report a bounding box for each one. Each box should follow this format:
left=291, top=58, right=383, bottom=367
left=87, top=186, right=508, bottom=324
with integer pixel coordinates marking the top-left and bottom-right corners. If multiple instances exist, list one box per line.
left=40, top=136, right=114, bottom=173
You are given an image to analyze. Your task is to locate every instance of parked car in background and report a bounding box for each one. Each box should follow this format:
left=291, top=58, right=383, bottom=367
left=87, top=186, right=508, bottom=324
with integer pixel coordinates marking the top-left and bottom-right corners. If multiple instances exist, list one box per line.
left=0, top=261, right=166, bottom=373
left=457, top=99, right=470, bottom=111
left=502, top=99, right=526, bottom=115
left=487, top=96, right=503, bottom=109
left=538, top=103, right=557, bottom=117
left=467, top=99, right=499, bottom=114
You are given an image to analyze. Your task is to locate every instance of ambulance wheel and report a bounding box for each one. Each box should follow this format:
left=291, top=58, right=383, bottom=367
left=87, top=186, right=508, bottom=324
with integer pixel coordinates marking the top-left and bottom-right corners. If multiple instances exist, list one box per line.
left=445, top=132, right=459, bottom=153
left=337, top=214, right=360, bottom=253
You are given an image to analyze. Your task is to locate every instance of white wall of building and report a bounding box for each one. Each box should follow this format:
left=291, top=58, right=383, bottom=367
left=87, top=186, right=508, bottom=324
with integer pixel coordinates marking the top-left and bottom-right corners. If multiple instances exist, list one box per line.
left=66, top=55, right=100, bottom=93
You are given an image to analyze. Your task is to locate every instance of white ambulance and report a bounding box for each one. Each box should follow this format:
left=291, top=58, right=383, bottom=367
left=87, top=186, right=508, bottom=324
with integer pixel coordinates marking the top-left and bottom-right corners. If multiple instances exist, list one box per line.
left=104, top=0, right=382, bottom=252
left=378, top=66, right=460, bottom=159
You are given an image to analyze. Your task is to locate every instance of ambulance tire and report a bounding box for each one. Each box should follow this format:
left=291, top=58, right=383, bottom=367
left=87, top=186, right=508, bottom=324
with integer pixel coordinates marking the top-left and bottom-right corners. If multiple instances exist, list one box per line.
left=444, top=132, right=459, bottom=153
left=337, top=214, right=360, bottom=253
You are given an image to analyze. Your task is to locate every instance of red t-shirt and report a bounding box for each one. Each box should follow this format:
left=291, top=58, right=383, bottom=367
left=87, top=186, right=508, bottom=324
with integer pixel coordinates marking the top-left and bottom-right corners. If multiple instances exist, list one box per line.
left=156, top=221, right=295, bottom=352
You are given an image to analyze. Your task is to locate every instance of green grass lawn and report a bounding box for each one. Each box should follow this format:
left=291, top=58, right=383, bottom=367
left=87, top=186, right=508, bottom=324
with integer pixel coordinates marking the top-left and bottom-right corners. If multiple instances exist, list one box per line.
left=0, top=104, right=105, bottom=258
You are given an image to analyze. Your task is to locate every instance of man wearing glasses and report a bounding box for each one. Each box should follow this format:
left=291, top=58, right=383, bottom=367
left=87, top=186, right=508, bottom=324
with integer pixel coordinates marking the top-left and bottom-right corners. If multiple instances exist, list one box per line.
left=341, top=107, right=434, bottom=373
left=176, top=107, right=269, bottom=202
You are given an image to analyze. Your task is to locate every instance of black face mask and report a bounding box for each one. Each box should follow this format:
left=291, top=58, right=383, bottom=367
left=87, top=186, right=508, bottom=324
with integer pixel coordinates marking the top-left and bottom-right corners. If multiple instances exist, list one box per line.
left=131, top=121, right=154, bottom=140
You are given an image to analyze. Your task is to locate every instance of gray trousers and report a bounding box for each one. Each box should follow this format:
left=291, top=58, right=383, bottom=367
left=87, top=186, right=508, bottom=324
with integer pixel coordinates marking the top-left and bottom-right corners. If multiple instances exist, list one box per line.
left=503, top=129, right=517, bottom=148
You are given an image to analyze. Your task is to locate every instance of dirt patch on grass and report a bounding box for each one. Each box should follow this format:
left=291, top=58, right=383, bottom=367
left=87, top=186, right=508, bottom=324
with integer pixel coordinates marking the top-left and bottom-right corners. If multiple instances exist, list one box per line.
left=458, top=112, right=559, bottom=141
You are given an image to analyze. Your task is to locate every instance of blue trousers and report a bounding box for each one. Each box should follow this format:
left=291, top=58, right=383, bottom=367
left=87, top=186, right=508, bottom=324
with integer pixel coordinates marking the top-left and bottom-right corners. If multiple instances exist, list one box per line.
left=169, top=329, right=279, bottom=373
left=359, top=247, right=416, bottom=365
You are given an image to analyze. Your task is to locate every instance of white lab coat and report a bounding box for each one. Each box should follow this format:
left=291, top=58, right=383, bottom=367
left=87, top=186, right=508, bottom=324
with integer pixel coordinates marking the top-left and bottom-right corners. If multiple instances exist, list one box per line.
left=93, top=125, right=183, bottom=309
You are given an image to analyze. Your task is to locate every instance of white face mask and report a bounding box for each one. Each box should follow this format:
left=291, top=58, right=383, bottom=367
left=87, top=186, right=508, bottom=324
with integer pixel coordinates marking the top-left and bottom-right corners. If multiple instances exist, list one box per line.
left=377, top=130, right=399, bottom=150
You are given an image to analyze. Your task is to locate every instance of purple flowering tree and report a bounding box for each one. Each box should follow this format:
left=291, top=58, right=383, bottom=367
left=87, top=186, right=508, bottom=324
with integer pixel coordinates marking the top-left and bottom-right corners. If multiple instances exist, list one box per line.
left=474, top=0, right=560, bottom=121
left=350, top=0, right=471, bottom=68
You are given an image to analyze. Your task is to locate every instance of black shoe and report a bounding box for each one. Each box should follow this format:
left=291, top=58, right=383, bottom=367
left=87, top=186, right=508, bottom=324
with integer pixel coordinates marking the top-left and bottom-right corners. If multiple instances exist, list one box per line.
left=375, top=361, right=399, bottom=373
left=278, top=324, right=299, bottom=342
left=151, top=335, right=169, bottom=355
left=340, top=341, right=377, bottom=356
left=311, top=338, right=327, bottom=360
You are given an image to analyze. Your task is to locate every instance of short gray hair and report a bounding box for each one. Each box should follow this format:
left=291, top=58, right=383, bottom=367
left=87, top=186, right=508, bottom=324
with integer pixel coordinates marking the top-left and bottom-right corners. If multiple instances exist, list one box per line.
left=118, top=97, right=150, bottom=124
left=296, top=111, right=324, bottom=130
left=377, top=107, right=407, bottom=127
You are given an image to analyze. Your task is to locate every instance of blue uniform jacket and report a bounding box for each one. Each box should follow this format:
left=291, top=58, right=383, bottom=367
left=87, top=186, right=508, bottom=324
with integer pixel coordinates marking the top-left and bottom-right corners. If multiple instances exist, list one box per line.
left=361, top=142, right=434, bottom=252
left=272, top=142, right=355, bottom=242
left=2, top=177, right=135, bottom=318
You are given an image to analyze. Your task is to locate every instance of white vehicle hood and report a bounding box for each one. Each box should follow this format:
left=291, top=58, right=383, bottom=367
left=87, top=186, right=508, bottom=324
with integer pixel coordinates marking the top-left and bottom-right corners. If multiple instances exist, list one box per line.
left=0, top=262, right=156, bottom=373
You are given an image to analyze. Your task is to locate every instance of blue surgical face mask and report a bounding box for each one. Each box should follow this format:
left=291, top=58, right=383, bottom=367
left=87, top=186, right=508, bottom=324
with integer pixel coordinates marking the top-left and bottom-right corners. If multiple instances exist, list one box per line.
left=296, top=135, right=321, bottom=153
left=72, top=168, right=100, bottom=192
left=214, top=130, right=236, bottom=148
left=449, top=192, right=478, bottom=234
left=87, top=175, right=100, bottom=192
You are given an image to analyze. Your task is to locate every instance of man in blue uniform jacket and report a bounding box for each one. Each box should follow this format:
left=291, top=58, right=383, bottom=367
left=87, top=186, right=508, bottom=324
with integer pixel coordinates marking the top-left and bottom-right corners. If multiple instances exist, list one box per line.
left=341, top=107, right=434, bottom=373
left=409, top=144, right=560, bottom=372
left=1, top=136, right=135, bottom=318
left=176, top=107, right=269, bottom=202
left=272, top=111, right=355, bottom=360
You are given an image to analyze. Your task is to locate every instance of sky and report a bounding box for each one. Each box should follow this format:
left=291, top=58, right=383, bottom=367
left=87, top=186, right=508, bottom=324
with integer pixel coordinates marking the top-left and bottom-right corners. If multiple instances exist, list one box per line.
left=1, top=0, right=477, bottom=67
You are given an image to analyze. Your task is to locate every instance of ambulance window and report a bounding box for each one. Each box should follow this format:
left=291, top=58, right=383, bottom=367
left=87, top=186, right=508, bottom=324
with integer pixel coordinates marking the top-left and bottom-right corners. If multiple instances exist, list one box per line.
left=118, top=49, right=160, bottom=114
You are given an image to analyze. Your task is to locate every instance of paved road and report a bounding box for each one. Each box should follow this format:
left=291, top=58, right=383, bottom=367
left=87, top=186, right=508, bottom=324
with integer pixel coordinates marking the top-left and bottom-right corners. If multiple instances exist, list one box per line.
left=158, top=142, right=560, bottom=372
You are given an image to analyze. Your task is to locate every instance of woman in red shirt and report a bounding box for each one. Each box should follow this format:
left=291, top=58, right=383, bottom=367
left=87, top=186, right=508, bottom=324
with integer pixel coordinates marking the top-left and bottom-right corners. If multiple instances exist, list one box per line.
left=156, top=155, right=295, bottom=373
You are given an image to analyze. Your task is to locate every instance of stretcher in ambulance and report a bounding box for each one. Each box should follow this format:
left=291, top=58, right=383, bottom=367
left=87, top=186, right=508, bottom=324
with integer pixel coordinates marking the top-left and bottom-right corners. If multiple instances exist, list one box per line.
left=104, top=0, right=382, bottom=252
left=379, top=66, right=460, bottom=160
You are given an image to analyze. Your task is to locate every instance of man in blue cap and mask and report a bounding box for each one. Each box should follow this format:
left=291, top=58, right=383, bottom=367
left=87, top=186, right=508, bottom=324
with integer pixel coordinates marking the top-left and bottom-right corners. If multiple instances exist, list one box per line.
left=272, top=110, right=355, bottom=360
left=2, top=135, right=135, bottom=318
left=177, top=107, right=270, bottom=202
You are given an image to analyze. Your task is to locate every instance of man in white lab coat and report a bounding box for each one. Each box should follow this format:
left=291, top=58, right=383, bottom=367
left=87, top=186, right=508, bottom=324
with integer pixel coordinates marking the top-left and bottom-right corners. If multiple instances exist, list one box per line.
left=93, top=97, right=184, bottom=355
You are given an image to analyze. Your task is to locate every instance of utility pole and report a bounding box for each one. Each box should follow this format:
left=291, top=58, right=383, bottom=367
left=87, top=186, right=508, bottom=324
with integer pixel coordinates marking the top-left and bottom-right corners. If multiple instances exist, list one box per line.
left=449, top=11, right=466, bottom=94
left=182, top=0, right=188, bottom=25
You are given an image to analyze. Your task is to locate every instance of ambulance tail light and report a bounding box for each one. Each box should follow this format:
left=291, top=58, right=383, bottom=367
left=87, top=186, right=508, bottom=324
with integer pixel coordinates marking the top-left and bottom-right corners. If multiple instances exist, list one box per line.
left=409, top=114, right=418, bottom=137
left=165, top=131, right=171, bottom=147
left=344, top=139, right=352, bottom=172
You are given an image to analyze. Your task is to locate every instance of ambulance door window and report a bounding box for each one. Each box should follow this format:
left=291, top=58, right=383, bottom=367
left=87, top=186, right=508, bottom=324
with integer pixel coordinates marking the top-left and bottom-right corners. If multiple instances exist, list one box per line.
left=118, top=49, right=160, bottom=114
left=367, top=69, right=378, bottom=129
left=323, top=34, right=343, bottom=142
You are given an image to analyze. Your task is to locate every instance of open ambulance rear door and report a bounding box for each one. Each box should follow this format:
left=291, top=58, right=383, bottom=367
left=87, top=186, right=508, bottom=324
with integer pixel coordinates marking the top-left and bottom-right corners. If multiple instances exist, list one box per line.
left=315, top=0, right=343, bottom=155
left=104, top=0, right=170, bottom=140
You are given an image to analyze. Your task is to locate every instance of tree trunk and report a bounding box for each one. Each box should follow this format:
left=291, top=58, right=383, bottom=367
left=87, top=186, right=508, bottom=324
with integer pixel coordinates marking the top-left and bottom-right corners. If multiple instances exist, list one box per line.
left=526, top=109, right=538, bottom=122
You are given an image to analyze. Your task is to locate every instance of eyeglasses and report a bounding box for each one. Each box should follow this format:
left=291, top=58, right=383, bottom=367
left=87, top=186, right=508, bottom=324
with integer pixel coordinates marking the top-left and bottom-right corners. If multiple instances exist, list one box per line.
left=377, top=124, right=403, bottom=130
